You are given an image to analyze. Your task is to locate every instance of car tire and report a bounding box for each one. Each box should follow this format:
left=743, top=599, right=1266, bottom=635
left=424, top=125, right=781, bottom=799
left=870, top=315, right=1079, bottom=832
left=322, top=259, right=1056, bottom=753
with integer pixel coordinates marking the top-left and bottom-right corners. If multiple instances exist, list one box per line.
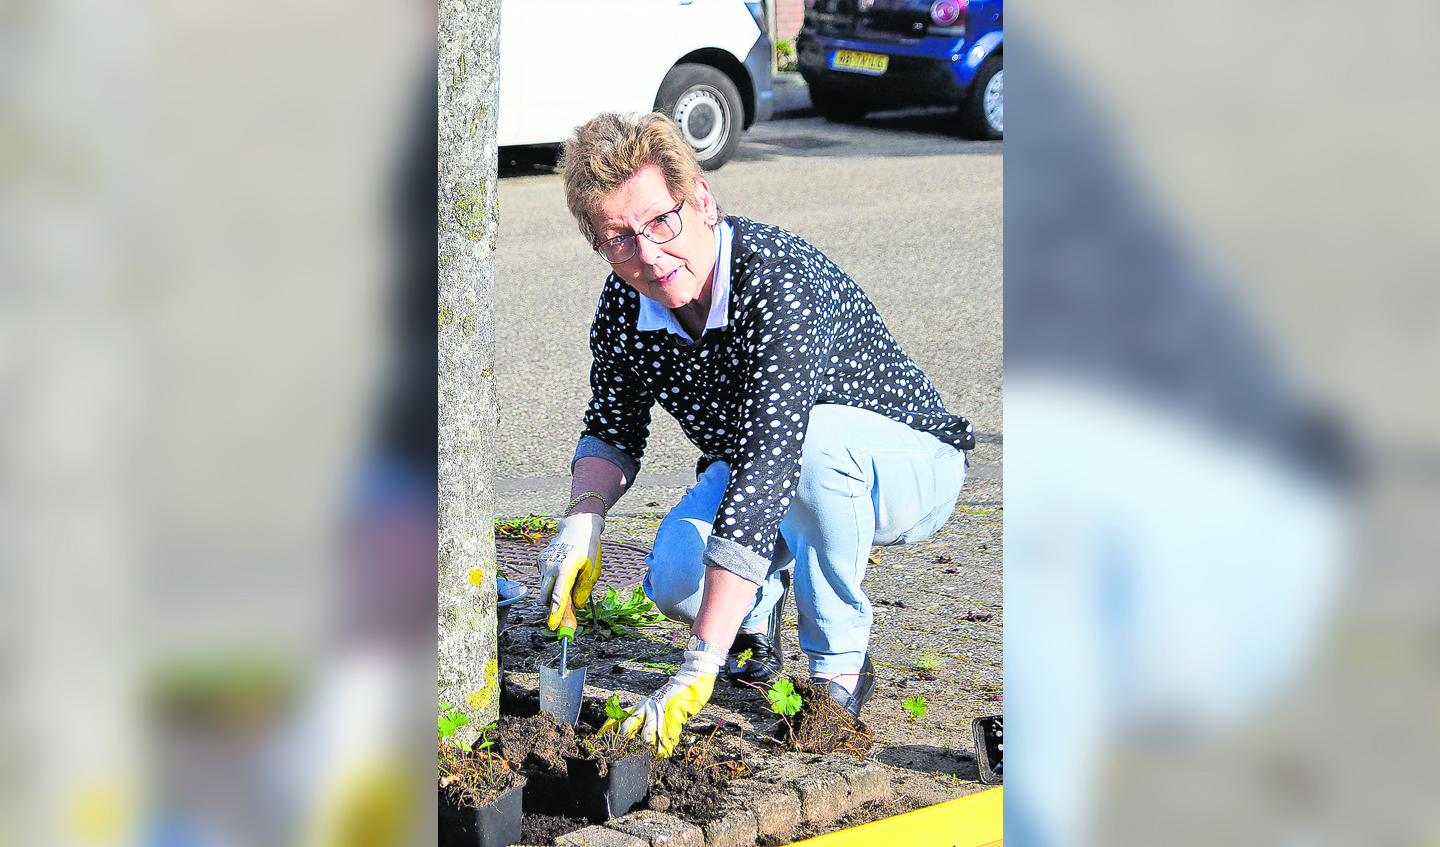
left=959, top=53, right=1002, bottom=139
left=655, top=64, right=745, bottom=171
left=809, top=84, right=868, bottom=123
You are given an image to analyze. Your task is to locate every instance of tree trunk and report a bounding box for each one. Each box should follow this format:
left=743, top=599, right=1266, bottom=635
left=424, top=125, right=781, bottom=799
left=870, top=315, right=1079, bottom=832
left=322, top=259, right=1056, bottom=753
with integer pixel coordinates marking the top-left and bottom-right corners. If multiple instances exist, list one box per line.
left=437, top=0, right=502, bottom=744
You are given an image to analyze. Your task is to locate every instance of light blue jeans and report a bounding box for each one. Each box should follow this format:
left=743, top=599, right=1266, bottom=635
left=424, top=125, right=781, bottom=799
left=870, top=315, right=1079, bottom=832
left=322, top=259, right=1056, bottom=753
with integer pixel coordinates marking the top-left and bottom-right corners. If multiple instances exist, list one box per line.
left=642, top=404, right=967, bottom=674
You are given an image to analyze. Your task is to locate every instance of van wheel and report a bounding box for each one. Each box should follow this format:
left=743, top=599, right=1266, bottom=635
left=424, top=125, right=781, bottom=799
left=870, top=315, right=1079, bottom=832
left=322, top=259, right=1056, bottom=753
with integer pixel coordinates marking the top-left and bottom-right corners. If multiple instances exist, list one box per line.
left=656, top=64, right=744, bottom=170
left=959, top=54, right=1002, bottom=139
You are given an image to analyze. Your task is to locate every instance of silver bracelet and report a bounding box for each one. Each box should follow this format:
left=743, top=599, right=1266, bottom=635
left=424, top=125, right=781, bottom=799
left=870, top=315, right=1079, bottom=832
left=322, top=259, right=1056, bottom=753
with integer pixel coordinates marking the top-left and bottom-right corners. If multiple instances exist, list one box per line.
left=565, top=491, right=610, bottom=515
left=686, top=634, right=729, bottom=661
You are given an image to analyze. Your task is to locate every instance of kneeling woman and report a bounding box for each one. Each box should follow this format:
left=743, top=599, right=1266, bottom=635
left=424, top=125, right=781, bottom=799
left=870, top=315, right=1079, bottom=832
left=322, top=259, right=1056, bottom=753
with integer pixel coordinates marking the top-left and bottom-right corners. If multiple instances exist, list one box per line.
left=537, top=112, right=973, bottom=755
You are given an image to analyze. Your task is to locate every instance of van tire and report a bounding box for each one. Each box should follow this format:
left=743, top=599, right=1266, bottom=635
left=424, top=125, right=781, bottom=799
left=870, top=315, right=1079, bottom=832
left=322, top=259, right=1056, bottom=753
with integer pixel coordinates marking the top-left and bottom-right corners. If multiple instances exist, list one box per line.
left=656, top=64, right=744, bottom=170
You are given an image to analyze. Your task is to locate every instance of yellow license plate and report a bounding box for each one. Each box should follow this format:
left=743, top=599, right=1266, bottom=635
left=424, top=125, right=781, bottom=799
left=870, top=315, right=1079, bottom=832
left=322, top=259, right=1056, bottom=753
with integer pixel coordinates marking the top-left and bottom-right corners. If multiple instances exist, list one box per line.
left=830, top=49, right=889, bottom=75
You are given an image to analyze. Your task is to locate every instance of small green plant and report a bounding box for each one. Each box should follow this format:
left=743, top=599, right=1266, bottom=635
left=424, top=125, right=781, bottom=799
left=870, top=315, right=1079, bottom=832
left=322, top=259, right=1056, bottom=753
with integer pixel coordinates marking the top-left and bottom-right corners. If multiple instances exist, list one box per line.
left=495, top=513, right=557, bottom=542
left=765, top=679, right=803, bottom=717
left=438, top=720, right=507, bottom=805
left=438, top=702, right=470, bottom=748
left=583, top=586, right=667, bottom=638
left=584, top=695, right=644, bottom=758
left=735, top=647, right=754, bottom=665
left=916, top=650, right=944, bottom=680
left=775, top=39, right=797, bottom=72
left=903, top=695, right=928, bottom=721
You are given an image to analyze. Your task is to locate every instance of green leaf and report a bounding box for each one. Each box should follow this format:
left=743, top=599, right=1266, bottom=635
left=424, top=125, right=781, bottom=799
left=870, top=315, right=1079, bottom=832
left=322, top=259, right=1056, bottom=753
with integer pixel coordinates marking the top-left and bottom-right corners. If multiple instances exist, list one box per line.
left=902, top=695, right=928, bottom=719
left=438, top=711, right=471, bottom=737
left=766, top=679, right=802, bottom=716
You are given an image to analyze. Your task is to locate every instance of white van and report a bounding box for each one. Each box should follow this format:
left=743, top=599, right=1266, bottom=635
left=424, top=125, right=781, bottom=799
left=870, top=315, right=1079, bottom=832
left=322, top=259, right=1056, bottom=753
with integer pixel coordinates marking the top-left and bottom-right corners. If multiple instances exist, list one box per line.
left=497, top=0, right=774, bottom=170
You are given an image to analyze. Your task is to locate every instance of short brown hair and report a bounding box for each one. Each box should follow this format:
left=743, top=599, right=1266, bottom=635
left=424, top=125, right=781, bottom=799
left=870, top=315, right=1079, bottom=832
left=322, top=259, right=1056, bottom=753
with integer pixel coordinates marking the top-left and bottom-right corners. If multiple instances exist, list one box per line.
left=560, top=112, right=717, bottom=246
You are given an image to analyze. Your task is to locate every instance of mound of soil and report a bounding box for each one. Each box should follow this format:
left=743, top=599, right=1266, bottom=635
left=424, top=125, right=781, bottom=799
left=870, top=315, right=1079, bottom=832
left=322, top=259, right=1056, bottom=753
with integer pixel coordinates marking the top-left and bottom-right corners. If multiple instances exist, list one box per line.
left=491, top=711, right=580, bottom=775
left=646, top=756, right=731, bottom=822
left=782, top=677, right=874, bottom=756
left=494, top=681, right=755, bottom=834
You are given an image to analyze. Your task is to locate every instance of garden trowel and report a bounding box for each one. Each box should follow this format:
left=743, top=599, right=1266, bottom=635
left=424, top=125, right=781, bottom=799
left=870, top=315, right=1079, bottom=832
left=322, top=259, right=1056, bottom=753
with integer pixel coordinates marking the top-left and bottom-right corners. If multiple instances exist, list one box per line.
left=538, top=602, right=585, bottom=726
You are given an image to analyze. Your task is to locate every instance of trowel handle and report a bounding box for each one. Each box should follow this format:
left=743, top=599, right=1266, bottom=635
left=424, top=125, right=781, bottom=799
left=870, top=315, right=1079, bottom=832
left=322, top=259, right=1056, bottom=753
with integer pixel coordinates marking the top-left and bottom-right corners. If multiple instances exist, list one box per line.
left=557, top=602, right=577, bottom=643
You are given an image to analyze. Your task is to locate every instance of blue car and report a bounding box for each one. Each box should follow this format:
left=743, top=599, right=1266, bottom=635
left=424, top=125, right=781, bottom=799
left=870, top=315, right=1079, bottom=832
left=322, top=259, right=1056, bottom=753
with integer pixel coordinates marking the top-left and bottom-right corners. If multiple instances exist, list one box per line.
left=796, top=0, right=1002, bottom=138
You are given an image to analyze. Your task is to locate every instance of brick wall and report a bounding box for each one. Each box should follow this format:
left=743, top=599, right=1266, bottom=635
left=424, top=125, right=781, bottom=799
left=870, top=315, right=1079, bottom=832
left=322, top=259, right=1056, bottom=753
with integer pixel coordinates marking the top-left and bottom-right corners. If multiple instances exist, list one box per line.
left=776, top=0, right=804, bottom=42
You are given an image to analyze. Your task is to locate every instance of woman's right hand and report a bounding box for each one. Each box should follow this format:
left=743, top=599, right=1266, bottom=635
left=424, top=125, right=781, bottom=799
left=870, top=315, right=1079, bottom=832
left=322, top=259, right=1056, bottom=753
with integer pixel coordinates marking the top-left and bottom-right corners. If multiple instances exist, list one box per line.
left=536, top=513, right=604, bottom=633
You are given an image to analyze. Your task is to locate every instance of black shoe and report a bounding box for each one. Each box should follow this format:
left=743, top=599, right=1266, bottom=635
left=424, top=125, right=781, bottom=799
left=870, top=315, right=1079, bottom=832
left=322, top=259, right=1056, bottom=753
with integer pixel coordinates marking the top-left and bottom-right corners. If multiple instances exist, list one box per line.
left=725, top=570, right=790, bottom=687
left=816, top=654, right=875, bottom=718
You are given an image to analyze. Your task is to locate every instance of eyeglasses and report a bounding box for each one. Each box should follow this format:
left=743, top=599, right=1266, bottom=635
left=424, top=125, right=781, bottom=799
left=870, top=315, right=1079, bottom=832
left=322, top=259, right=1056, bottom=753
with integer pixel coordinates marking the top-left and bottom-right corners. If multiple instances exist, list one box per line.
left=594, top=199, right=686, bottom=264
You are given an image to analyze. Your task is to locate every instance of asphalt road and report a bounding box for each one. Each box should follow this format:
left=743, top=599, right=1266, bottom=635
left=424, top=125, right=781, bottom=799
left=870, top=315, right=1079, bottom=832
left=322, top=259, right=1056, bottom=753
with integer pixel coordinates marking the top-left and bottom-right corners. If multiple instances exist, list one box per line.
left=493, top=110, right=1002, bottom=518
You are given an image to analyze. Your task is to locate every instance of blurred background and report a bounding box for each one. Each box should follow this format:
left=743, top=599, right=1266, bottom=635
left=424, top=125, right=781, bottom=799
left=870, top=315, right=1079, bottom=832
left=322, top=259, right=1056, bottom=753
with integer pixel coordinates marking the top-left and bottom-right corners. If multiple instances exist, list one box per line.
left=1, top=1, right=1438, bottom=846
left=1006, top=2, right=1440, bottom=846
left=1, top=0, right=434, bottom=844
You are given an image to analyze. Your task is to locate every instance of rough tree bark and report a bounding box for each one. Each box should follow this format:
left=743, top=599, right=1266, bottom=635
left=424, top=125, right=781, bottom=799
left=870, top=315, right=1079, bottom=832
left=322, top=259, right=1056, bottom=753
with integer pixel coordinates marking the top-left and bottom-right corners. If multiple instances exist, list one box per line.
left=437, top=0, right=502, bottom=744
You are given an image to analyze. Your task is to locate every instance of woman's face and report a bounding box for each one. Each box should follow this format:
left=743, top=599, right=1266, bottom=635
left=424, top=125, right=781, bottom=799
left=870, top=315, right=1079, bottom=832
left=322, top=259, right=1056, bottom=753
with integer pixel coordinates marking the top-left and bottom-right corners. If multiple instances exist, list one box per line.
left=592, top=165, right=718, bottom=312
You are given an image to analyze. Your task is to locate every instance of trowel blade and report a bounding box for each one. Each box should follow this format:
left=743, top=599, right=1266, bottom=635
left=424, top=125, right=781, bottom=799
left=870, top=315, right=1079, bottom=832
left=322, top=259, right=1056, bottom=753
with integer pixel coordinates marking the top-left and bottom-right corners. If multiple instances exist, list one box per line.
left=538, top=659, right=584, bottom=727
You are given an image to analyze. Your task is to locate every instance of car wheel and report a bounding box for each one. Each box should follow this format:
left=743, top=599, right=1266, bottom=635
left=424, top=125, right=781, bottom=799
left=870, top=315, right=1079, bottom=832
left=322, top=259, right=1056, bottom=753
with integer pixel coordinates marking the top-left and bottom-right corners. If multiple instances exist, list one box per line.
left=655, top=64, right=744, bottom=171
left=959, top=53, right=1002, bottom=140
left=809, top=84, right=868, bottom=123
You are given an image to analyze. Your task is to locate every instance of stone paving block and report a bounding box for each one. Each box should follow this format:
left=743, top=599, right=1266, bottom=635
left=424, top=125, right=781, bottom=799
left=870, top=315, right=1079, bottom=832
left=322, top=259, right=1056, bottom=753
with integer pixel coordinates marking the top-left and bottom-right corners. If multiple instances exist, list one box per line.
left=840, top=759, right=892, bottom=805
left=556, top=825, right=649, bottom=847
left=607, top=810, right=705, bottom=847
left=793, top=768, right=854, bottom=824
left=815, top=754, right=893, bottom=806
left=727, top=780, right=802, bottom=838
left=702, top=805, right=757, bottom=847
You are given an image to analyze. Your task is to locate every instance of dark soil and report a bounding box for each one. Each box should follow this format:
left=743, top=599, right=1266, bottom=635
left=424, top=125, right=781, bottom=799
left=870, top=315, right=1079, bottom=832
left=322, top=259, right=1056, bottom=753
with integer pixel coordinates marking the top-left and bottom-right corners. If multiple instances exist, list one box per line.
left=782, top=677, right=875, bottom=756
left=646, top=756, right=732, bottom=822
left=520, top=813, right=588, bottom=845
left=491, top=711, right=579, bottom=776
left=494, top=678, right=751, bottom=833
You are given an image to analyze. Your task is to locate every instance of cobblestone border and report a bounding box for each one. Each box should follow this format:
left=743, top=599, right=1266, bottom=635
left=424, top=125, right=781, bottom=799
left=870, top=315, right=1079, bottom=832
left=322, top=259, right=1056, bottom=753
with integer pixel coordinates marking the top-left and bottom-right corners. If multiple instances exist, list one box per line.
left=542, top=753, right=892, bottom=847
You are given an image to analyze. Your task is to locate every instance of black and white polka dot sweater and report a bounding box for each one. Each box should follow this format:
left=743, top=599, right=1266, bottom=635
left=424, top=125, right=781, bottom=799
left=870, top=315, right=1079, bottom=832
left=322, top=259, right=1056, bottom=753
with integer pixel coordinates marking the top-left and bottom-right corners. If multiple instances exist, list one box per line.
left=575, top=217, right=974, bottom=584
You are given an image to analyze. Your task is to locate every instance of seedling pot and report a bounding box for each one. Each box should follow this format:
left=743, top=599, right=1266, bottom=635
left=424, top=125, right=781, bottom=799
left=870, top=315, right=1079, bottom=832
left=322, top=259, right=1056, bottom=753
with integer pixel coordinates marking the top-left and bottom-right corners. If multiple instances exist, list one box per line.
left=972, top=715, right=1003, bottom=785
left=439, top=778, right=526, bottom=847
left=563, top=752, right=650, bottom=822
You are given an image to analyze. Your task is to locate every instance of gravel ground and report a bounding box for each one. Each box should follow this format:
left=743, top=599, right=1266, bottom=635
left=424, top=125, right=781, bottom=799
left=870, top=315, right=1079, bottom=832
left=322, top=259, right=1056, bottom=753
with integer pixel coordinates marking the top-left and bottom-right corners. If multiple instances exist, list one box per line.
left=495, top=469, right=1002, bottom=835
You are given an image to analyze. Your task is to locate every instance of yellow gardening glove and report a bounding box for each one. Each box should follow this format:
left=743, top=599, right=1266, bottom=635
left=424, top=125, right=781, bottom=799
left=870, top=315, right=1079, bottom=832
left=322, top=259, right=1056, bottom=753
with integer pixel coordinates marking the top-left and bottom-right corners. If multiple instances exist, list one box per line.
left=605, top=648, right=722, bottom=757
left=536, top=513, right=603, bottom=633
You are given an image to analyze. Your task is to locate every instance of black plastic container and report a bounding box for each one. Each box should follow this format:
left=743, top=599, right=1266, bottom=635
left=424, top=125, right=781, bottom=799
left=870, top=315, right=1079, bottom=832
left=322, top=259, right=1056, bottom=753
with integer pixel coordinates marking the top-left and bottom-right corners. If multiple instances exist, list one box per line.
left=972, top=715, right=1003, bottom=785
left=563, top=752, right=650, bottom=823
left=439, top=779, right=526, bottom=847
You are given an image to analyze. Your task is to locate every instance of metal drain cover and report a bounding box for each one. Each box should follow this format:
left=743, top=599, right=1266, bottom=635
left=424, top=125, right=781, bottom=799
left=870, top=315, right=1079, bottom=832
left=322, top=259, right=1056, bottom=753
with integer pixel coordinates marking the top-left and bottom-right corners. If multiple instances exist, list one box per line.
left=496, top=537, right=653, bottom=599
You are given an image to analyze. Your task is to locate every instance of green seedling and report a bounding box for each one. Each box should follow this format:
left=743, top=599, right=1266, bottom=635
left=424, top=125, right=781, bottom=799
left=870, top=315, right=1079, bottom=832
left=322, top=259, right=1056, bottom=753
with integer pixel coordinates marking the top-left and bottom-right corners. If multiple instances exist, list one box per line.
left=438, top=702, right=471, bottom=748
left=916, top=650, right=944, bottom=680
left=765, top=679, right=803, bottom=717
left=438, top=720, right=505, bottom=802
left=586, top=695, right=644, bottom=758
left=494, top=513, right=556, bottom=542
left=582, top=585, right=667, bottom=638
left=641, top=661, right=681, bottom=675
left=903, top=695, right=928, bottom=720
left=735, top=647, right=754, bottom=665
